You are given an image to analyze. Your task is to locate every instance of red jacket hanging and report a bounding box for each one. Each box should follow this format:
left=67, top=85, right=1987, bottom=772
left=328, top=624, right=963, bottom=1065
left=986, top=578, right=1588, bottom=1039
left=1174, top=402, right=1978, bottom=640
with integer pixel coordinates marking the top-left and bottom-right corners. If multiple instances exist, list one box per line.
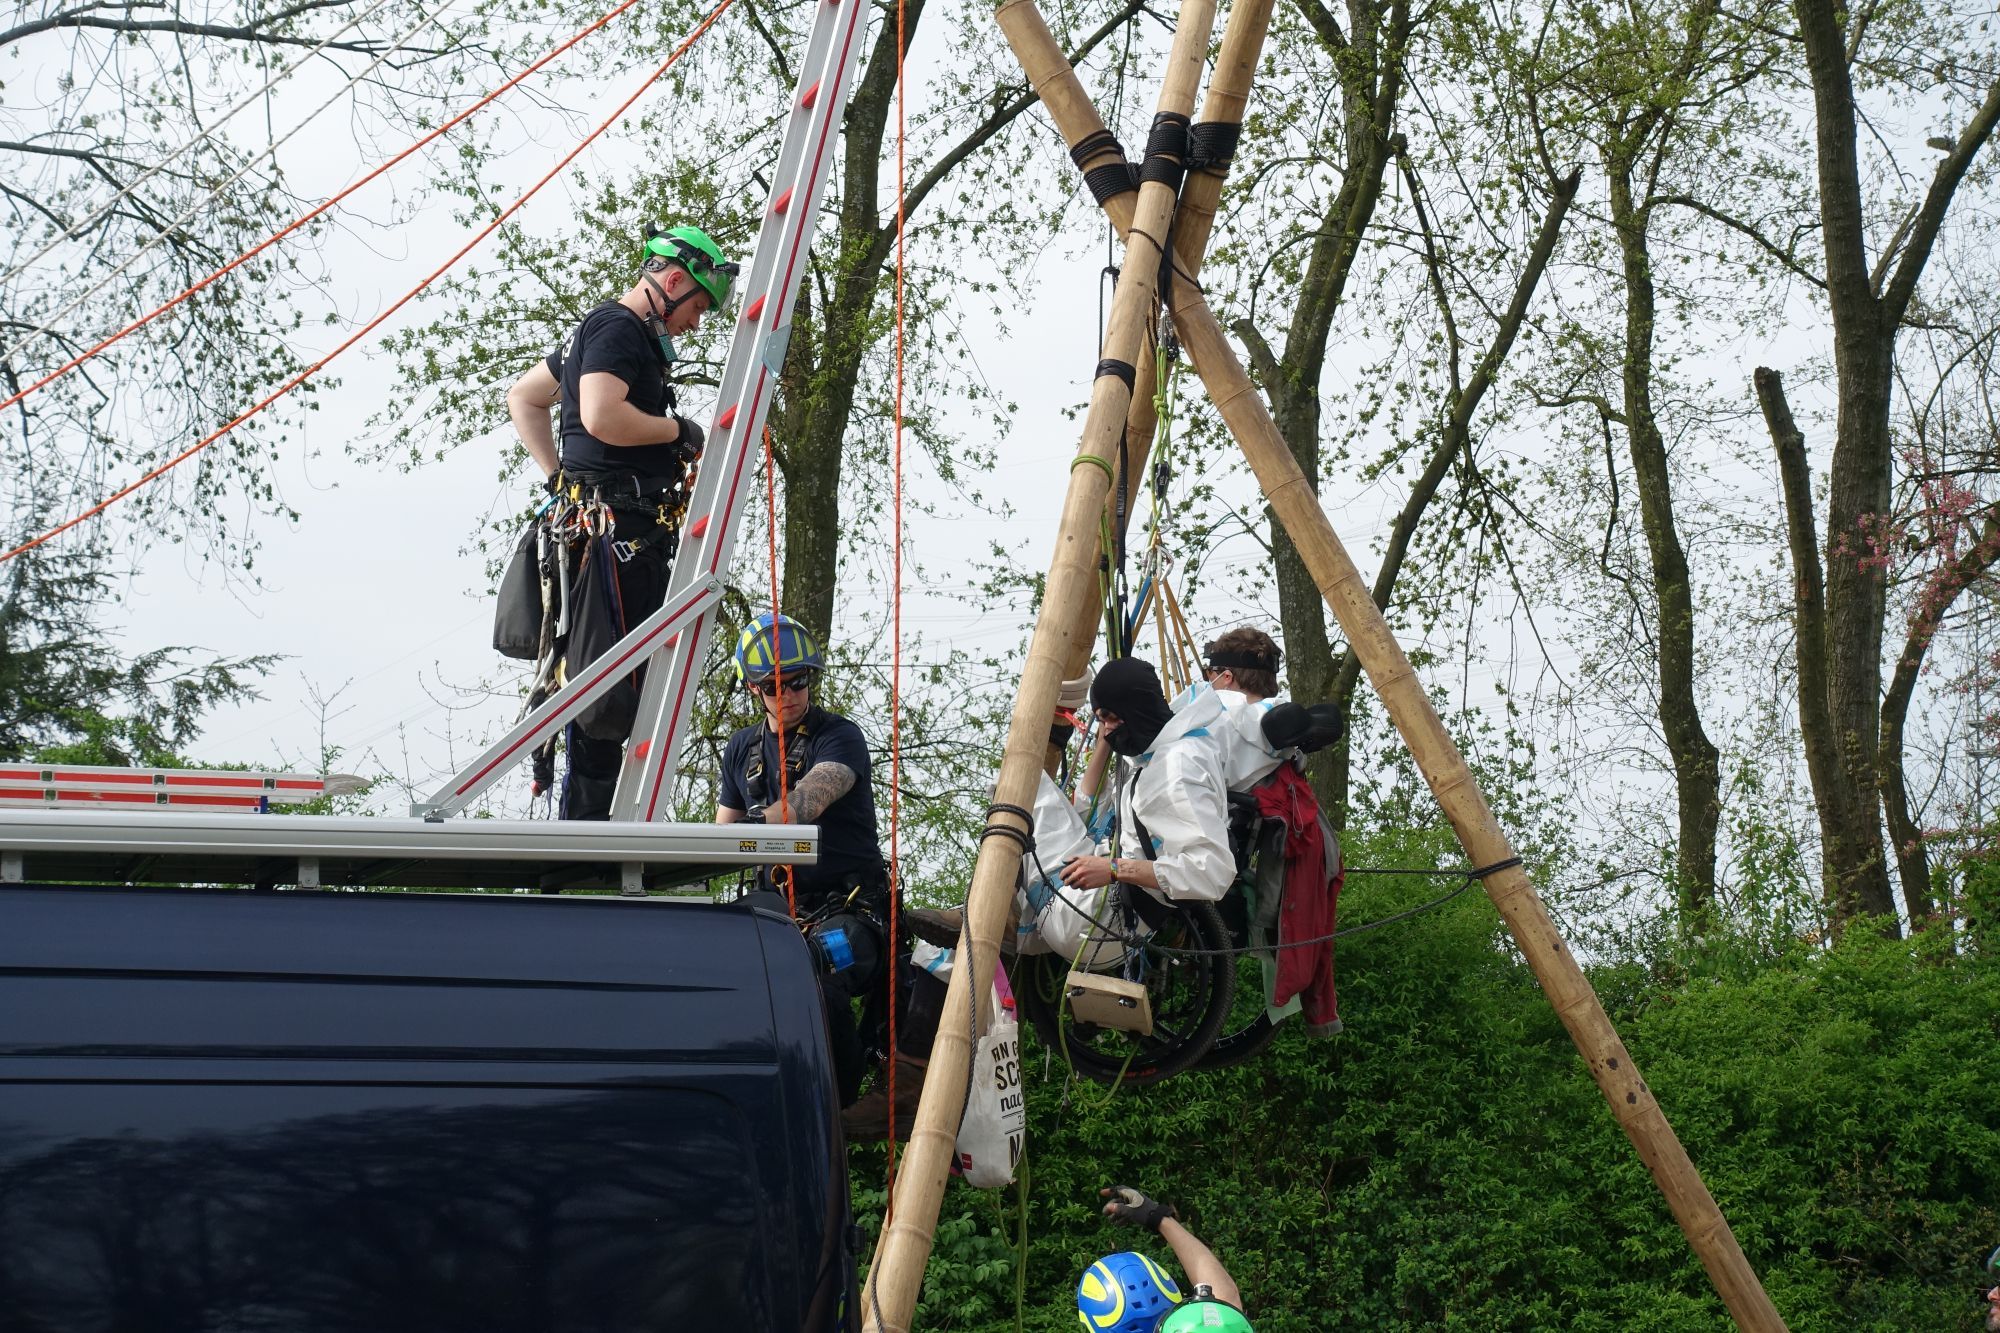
left=1256, top=762, right=1344, bottom=1033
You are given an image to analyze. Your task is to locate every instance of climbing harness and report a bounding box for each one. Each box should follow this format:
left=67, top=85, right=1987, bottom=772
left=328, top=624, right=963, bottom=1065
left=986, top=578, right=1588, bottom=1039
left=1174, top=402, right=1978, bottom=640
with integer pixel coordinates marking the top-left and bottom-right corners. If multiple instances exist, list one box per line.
left=514, top=463, right=697, bottom=802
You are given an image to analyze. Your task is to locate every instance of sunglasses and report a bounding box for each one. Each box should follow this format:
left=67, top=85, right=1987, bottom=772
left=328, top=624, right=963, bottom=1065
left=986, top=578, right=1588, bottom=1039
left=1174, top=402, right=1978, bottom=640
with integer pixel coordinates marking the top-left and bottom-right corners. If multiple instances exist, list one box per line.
left=750, top=675, right=812, bottom=697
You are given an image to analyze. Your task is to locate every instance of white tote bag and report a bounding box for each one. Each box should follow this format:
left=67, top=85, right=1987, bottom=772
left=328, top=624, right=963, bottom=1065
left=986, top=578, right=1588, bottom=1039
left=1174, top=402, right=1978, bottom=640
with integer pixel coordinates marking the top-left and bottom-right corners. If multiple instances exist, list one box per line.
left=954, top=964, right=1026, bottom=1188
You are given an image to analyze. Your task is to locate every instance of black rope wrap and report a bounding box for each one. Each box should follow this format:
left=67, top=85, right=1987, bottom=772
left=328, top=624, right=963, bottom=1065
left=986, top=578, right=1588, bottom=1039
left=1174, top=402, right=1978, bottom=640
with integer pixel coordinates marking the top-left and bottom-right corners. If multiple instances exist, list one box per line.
left=1084, top=162, right=1141, bottom=205
left=1095, top=358, right=1137, bottom=390
left=1070, top=129, right=1139, bottom=205
left=1138, top=112, right=1190, bottom=191
left=1468, top=856, right=1523, bottom=878
left=980, top=801, right=1035, bottom=854
left=1186, top=120, right=1243, bottom=172
left=1068, top=128, right=1123, bottom=168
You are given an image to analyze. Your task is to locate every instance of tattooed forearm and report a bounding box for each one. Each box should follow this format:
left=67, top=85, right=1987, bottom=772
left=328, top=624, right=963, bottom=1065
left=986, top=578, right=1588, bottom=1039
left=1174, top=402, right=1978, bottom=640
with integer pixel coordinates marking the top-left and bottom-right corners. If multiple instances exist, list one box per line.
left=787, top=762, right=857, bottom=822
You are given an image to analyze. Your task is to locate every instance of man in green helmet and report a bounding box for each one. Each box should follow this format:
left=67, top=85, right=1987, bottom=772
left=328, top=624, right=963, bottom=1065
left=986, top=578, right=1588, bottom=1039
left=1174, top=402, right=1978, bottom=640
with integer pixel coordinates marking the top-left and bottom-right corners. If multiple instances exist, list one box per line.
left=504, top=223, right=738, bottom=820
left=1098, top=1186, right=1254, bottom=1332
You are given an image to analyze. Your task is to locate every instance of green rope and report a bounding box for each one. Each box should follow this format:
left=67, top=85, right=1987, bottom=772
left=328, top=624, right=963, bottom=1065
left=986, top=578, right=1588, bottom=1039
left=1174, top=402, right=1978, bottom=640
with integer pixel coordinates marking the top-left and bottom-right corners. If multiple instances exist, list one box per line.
left=1013, top=1151, right=1031, bottom=1333
left=1069, top=451, right=1115, bottom=483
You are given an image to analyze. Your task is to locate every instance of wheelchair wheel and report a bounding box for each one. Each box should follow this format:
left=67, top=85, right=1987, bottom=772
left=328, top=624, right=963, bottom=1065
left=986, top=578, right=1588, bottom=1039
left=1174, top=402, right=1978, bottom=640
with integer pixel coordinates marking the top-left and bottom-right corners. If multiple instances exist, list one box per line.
left=1193, top=954, right=1284, bottom=1071
left=1016, top=897, right=1234, bottom=1087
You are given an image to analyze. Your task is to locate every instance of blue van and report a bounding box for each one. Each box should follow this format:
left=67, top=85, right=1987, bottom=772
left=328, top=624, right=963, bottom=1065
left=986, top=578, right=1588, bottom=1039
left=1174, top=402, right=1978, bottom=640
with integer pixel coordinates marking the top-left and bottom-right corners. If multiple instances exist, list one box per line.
left=0, top=885, right=857, bottom=1330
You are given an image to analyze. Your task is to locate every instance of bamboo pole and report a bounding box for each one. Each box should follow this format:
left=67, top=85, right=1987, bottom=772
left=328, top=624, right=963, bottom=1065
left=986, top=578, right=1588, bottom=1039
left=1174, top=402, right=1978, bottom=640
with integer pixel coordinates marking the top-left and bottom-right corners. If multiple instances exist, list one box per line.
left=857, top=2, right=1218, bottom=1328
left=1022, top=0, right=1276, bottom=768
left=995, top=7, right=1789, bottom=1331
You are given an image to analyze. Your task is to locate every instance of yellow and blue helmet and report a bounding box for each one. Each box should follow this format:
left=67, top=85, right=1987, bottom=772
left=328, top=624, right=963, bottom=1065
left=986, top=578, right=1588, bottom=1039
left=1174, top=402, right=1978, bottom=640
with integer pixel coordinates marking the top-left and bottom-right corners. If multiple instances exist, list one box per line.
left=733, top=612, right=824, bottom=685
left=1077, top=1251, right=1182, bottom=1332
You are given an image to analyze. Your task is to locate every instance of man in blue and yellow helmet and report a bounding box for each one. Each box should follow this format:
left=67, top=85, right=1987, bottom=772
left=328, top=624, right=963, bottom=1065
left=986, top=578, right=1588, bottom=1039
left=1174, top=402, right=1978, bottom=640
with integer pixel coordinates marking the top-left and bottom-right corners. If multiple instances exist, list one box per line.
left=1083, top=1186, right=1255, bottom=1333
left=715, top=613, right=944, bottom=1119
left=504, top=222, right=738, bottom=820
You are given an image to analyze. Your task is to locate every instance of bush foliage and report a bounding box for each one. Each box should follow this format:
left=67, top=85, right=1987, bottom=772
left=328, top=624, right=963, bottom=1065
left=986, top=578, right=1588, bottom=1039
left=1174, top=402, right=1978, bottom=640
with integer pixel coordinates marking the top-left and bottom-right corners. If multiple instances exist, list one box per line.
left=855, top=830, right=2000, bottom=1331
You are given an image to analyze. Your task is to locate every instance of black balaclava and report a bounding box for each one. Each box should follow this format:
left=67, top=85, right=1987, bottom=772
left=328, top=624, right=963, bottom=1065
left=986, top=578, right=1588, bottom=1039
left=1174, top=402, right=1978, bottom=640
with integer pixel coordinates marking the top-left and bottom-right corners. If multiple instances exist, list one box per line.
left=1090, top=657, right=1173, bottom=758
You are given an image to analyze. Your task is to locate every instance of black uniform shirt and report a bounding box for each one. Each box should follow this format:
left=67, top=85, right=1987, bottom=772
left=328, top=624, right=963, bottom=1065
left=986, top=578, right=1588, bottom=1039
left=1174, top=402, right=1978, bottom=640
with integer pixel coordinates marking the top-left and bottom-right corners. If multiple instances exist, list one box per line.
left=719, top=707, right=883, bottom=904
left=547, top=301, right=680, bottom=482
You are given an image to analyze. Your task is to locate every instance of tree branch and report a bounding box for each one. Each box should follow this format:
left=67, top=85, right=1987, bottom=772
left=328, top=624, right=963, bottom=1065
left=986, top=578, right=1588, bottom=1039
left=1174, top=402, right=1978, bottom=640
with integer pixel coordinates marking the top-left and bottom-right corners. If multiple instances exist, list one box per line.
left=1652, top=192, right=1827, bottom=290
left=884, top=0, right=1144, bottom=259
left=0, top=0, right=391, bottom=52
left=1880, top=78, right=2000, bottom=325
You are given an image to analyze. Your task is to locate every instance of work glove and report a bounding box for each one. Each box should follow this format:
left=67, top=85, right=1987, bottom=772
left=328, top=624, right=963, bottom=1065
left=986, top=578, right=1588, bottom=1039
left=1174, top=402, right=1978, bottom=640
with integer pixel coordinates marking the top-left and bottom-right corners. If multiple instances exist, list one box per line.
left=671, top=414, right=706, bottom=458
left=541, top=472, right=561, bottom=496
left=1100, top=1185, right=1177, bottom=1232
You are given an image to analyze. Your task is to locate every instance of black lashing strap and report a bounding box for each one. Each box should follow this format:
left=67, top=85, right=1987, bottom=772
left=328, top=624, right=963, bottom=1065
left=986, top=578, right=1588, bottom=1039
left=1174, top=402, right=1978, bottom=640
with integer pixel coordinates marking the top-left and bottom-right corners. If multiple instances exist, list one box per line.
left=1095, top=358, right=1137, bottom=389
left=1138, top=112, right=1190, bottom=192
left=1186, top=121, right=1242, bottom=172
left=1070, top=129, right=1139, bottom=206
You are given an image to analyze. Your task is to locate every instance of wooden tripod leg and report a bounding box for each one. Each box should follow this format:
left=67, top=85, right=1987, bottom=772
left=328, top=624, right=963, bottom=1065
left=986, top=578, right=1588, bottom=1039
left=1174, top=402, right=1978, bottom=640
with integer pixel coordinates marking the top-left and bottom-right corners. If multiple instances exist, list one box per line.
left=857, top=2, right=1220, bottom=1328
left=997, top=1, right=1787, bottom=1329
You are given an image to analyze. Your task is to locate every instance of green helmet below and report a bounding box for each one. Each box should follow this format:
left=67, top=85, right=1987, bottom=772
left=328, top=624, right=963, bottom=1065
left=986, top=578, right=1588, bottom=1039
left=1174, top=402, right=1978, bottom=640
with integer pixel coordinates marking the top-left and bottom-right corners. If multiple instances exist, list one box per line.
left=642, top=223, right=739, bottom=310
left=1158, top=1300, right=1253, bottom=1333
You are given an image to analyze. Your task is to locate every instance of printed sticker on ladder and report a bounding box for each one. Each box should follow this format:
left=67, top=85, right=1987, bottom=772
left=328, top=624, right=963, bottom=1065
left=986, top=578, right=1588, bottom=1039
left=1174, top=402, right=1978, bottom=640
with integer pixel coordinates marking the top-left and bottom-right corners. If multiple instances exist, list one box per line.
left=954, top=962, right=1025, bottom=1188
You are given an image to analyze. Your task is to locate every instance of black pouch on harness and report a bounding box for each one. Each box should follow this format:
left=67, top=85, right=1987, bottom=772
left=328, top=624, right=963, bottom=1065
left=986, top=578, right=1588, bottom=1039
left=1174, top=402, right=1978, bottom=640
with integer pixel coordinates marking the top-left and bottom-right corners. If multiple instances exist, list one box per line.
left=492, top=520, right=544, bottom=660
left=564, top=533, right=643, bottom=741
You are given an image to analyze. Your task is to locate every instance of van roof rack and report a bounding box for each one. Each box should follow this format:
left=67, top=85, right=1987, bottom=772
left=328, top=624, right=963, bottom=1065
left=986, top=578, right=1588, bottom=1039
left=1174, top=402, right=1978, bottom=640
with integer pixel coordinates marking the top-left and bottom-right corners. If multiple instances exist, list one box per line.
left=0, top=806, right=818, bottom=895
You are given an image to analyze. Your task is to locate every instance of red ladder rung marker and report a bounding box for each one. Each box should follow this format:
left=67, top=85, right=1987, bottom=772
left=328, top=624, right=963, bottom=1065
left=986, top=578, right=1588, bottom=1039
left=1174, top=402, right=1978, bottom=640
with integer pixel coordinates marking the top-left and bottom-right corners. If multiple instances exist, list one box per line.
left=717, top=404, right=739, bottom=430
left=687, top=516, right=711, bottom=540
left=773, top=186, right=794, bottom=215
left=801, top=80, right=821, bottom=110
left=745, top=294, right=767, bottom=322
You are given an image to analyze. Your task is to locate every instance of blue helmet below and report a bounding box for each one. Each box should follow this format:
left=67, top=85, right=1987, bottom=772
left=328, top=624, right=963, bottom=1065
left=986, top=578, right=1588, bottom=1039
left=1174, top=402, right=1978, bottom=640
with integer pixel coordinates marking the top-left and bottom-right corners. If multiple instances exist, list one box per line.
left=1078, top=1251, right=1182, bottom=1332
left=734, top=612, right=824, bottom=684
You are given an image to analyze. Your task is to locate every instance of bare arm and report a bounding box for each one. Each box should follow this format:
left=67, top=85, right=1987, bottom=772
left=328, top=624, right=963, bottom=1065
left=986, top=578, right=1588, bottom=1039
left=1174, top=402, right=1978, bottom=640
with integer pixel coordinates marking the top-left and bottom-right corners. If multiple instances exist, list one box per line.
left=578, top=371, right=685, bottom=447
left=716, top=805, right=744, bottom=824
left=506, top=360, right=562, bottom=478
left=767, top=762, right=856, bottom=824
left=1158, top=1217, right=1241, bottom=1309
left=1073, top=736, right=1113, bottom=811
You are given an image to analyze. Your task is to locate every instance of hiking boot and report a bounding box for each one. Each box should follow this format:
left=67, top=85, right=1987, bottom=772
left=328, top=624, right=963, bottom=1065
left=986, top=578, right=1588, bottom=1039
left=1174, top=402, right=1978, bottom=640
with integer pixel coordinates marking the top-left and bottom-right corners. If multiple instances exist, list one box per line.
left=840, top=1055, right=927, bottom=1142
left=902, top=904, right=1022, bottom=954
left=904, top=906, right=964, bottom=949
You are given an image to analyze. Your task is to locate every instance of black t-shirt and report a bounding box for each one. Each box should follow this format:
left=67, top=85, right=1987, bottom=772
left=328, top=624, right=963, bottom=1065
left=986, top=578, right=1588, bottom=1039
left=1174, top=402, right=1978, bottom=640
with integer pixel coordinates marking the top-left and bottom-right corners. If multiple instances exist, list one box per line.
left=719, top=707, right=883, bottom=904
left=547, top=301, right=680, bottom=482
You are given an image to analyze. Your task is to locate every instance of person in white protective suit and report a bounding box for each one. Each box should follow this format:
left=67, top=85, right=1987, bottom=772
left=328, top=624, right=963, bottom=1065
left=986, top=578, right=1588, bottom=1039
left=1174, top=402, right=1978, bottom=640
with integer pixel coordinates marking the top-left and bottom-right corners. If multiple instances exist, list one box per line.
left=1184, top=626, right=1291, bottom=792
left=1018, top=658, right=1236, bottom=971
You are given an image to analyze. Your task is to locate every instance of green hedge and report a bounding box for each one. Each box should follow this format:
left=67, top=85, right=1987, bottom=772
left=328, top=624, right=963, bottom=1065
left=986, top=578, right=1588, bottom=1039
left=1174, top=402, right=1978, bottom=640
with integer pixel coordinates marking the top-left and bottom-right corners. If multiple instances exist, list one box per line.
left=854, top=842, right=2000, bottom=1331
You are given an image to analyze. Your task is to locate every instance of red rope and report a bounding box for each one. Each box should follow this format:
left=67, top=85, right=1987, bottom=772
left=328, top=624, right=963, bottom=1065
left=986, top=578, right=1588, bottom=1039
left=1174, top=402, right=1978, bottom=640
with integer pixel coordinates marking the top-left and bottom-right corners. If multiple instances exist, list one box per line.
left=885, top=0, right=908, bottom=1185
left=0, top=0, right=658, bottom=419
left=0, top=0, right=739, bottom=565
left=761, top=424, right=797, bottom=919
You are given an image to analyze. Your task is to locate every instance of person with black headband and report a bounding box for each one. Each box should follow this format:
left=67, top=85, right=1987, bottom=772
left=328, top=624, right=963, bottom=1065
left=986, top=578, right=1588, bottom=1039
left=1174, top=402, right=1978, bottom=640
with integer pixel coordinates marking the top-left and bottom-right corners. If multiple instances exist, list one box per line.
left=503, top=223, right=738, bottom=820
left=1188, top=626, right=1343, bottom=791
left=1059, top=657, right=1236, bottom=903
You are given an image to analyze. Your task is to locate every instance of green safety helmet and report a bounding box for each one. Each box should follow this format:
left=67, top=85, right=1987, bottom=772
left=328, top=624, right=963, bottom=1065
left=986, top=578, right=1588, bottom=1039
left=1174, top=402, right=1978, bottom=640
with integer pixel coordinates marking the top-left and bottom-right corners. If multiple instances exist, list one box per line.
left=1158, top=1300, right=1254, bottom=1333
left=641, top=223, right=739, bottom=310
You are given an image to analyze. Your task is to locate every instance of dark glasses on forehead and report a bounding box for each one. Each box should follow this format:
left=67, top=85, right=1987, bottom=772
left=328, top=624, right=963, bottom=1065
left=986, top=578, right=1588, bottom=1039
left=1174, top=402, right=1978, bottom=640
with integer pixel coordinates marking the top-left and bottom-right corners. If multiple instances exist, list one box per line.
left=750, top=675, right=812, bottom=697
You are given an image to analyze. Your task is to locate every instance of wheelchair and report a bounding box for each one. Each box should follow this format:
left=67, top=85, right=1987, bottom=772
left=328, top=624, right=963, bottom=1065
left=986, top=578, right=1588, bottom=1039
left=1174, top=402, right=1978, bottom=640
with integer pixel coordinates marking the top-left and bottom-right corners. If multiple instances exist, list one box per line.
left=1014, top=790, right=1286, bottom=1086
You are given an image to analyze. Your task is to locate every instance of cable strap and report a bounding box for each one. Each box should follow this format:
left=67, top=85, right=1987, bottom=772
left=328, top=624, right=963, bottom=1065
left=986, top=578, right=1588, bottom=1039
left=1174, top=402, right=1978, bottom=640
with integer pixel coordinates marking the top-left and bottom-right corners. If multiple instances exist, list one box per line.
left=1186, top=120, right=1242, bottom=172
left=1138, top=111, right=1190, bottom=191
left=1095, top=358, right=1137, bottom=390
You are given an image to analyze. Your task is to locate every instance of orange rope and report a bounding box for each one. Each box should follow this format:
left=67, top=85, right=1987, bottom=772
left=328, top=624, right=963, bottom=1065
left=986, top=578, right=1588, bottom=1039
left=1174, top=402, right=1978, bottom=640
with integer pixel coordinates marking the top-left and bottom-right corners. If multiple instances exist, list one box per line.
left=0, top=0, right=739, bottom=565
left=0, top=0, right=658, bottom=418
left=885, top=0, right=908, bottom=1185
left=761, top=424, right=797, bottom=919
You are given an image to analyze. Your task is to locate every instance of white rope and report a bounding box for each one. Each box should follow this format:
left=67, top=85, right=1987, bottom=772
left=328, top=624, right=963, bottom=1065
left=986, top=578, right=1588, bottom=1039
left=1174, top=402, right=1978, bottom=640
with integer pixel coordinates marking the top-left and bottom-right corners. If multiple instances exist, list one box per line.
left=0, top=0, right=452, bottom=370
left=0, top=0, right=401, bottom=289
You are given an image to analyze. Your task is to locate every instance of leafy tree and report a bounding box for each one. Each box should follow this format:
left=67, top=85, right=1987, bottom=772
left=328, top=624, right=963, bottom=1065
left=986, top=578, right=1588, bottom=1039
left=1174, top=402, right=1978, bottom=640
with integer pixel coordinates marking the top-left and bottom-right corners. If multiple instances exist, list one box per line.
left=0, top=542, right=270, bottom=765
